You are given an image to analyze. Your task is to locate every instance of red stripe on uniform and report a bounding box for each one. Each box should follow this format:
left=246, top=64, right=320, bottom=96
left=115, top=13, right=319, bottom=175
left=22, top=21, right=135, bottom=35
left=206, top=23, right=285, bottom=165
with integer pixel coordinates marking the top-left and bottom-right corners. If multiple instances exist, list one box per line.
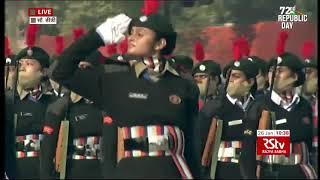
left=168, top=126, right=187, bottom=179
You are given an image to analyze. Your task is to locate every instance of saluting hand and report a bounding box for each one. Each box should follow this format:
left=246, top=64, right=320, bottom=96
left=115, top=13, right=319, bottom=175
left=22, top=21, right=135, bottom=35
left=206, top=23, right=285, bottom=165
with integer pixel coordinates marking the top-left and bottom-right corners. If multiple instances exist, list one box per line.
left=96, top=13, right=132, bottom=45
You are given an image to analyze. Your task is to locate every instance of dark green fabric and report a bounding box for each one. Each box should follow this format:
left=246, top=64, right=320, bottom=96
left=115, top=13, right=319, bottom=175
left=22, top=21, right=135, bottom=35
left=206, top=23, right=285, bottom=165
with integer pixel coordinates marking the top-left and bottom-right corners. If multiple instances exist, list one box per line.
left=16, top=46, right=50, bottom=68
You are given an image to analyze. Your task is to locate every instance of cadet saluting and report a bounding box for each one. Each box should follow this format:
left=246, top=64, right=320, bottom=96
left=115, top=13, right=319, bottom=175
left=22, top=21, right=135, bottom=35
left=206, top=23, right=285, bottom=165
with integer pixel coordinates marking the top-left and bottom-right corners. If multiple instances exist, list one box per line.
left=51, top=0, right=198, bottom=178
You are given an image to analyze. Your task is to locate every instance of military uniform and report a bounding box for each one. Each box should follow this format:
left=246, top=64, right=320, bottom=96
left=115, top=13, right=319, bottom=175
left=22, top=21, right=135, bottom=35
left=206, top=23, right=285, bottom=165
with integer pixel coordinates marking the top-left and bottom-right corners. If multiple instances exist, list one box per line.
left=40, top=96, right=105, bottom=179
left=170, top=55, right=194, bottom=80
left=51, top=13, right=198, bottom=178
left=5, top=24, right=56, bottom=178
left=41, top=50, right=131, bottom=179
left=192, top=60, right=222, bottom=109
left=193, top=58, right=263, bottom=179
left=259, top=53, right=317, bottom=179
left=7, top=86, right=56, bottom=179
left=303, top=58, right=318, bottom=174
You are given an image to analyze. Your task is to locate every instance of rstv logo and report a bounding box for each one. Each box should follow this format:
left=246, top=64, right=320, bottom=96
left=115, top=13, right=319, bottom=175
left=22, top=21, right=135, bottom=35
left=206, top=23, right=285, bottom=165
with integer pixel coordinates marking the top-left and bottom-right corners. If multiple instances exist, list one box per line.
left=256, top=130, right=290, bottom=156
left=263, top=138, right=285, bottom=149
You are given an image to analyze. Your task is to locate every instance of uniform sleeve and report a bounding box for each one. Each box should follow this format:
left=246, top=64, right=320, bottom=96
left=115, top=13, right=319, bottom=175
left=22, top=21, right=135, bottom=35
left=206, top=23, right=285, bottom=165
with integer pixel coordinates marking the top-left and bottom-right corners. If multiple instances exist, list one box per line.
left=239, top=100, right=264, bottom=179
left=51, top=29, right=106, bottom=107
left=101, top=116, right=118, bottom=178
left=302, top=100, right=314, bottom=151
left=40, top=112, right=62, bottom=179
left=4, top=99, right=16, bottom=179
left=183, top=82, right=200, bottom=177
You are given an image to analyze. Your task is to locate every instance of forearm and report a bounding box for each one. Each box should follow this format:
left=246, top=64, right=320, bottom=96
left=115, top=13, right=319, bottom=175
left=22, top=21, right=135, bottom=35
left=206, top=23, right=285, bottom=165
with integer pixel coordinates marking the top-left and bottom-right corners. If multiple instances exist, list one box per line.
left=52, top=28, right=104, bottom=83
left=40, top=113, right=62, bottom=179
left=51, top=29, right=105, bottom=105
left=101, top=121, right=118, bottom=178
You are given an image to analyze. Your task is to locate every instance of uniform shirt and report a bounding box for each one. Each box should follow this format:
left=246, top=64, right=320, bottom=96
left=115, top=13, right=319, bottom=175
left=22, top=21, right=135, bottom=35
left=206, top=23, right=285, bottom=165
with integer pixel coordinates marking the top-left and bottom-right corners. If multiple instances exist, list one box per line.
left=261, top=91, right=317, bottom=179
left=194, top=93, right=264, bottom=178
left=5, top=85, right=56, bottom=179
left=263, top=91, right=313, bottom=145
left=50, top=29, right=199, bottom=178
left=271, top=90, right=300, bottom=111
left=41, top=97, right=104, bottom=179
left=226, top=93, right=255, bottom=111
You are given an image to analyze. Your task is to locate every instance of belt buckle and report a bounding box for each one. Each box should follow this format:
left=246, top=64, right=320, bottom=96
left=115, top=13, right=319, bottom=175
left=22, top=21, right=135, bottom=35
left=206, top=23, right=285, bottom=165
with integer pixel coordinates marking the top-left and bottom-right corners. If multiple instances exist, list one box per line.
left=148, top=135, right=169, bottom=152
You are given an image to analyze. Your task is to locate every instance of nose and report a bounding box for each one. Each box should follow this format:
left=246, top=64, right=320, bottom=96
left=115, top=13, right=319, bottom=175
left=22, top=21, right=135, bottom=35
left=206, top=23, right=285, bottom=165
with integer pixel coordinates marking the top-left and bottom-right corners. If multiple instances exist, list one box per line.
left=194, top=77, right=202, bottom=83
left=19, top=64, right=25, bottom=71
left=128, top=34, right=135, bottom=42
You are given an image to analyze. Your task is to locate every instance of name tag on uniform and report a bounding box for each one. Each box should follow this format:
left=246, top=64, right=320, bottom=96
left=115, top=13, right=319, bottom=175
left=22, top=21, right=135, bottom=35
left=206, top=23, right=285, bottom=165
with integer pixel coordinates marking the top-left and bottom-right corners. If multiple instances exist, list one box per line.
left=275, top=118, right=287, bottom=125
left=128, top=92, right=148, bottom=100
left=20, top=112, right=33, bottom=117
left=228, top=119, right=243, bottom=126
left=75, top=114, right=88, bottom=122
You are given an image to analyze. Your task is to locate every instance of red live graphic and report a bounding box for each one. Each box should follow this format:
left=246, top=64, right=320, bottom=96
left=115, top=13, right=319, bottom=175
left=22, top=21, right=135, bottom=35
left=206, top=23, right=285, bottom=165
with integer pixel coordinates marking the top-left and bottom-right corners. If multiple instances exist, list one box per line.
left=257, top=136, right=290, bottom=156
left=28, top=8, right=53, bottom=16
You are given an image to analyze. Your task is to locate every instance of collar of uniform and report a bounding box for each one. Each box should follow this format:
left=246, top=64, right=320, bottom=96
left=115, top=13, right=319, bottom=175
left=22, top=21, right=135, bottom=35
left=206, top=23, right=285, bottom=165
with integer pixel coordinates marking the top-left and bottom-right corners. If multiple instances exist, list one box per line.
left=53, top=89, right=64, bottom=97
left=226, top=93, right=254, bottom=105
left=226, top=93, right=238, bottom=104
left=18, top=84, right=51, bottom=100
left=134, top=60, right=179, bottom=78
left=271, top=90, right=300, bottom=108
left=271, top=90, right=283, bottom=105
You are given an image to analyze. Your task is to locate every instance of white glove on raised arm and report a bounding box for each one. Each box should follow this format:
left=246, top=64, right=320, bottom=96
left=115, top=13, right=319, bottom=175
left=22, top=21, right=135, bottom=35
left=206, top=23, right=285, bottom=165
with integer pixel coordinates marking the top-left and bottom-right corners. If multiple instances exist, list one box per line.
left=96, top=13, right=132, bottom=45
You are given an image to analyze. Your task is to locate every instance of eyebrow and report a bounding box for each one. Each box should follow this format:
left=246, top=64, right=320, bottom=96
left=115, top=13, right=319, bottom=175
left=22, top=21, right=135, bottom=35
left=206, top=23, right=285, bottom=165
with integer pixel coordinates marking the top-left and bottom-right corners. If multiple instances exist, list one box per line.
left=231, top=72, right=241, bottom=76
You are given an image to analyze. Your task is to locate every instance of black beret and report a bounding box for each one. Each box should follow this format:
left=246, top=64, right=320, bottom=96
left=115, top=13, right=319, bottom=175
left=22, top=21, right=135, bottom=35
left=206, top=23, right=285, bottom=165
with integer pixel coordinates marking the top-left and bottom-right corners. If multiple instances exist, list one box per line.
left=229, top=58, right=259, bottom=79
left=248, top=56, right=267, bottom=74
left=303, top=58, right=317, bottom=69
left=192, top=60, right=221, bottom=77
left=276, top=52, right=304, bottom=72
left=5, top=54, right=16, bottom=66
left=171, top=55, right=194, bottom=71
left=129, top=14, right=177, bottom=55
left=16, top=46, right=50, bottom=68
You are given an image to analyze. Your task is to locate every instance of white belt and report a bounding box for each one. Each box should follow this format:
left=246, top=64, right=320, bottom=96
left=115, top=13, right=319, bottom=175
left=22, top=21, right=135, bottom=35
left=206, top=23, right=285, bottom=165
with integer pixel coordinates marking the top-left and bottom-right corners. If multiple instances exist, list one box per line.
left=218, top=141, right=242, bottom=158
left=262, top=154, right=302, bottom=165
left=218, top=147, right=237, bottom=158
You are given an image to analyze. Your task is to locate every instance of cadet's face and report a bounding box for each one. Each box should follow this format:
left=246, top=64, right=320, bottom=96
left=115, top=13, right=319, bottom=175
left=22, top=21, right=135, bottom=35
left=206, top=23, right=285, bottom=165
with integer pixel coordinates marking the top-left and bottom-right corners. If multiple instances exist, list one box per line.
left=274, top=66, right=294, bottom=81
left=19, top=59, right=42, bottom=73
left=194, top=73, right=209, bottom=84
left=256, top=70, right=267, bottom=90
left=229, top=70, right=247, bottom=84
left=127, top=27, right=157, bottom=57
left=18, top=59, right=43, bottom=89
left=305, top=67, right=318, bottom=80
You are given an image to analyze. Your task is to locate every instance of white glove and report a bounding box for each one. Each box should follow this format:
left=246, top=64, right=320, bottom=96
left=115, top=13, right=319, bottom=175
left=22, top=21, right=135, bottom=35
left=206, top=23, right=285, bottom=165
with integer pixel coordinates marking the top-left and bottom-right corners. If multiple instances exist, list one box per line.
left=96, top=13, right=132, bottom=45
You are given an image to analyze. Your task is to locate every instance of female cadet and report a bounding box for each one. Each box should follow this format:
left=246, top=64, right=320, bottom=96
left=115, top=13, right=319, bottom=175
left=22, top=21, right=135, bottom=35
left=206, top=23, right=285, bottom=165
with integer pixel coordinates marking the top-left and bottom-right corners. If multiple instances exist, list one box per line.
left=50, top=1, right=198, bottom=179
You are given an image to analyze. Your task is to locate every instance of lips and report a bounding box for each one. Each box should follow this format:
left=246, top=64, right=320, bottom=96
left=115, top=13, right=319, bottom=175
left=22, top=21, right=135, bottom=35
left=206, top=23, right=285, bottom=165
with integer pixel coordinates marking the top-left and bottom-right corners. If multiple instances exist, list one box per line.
left=128, top=43, right=136, bottom=48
